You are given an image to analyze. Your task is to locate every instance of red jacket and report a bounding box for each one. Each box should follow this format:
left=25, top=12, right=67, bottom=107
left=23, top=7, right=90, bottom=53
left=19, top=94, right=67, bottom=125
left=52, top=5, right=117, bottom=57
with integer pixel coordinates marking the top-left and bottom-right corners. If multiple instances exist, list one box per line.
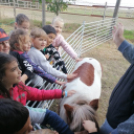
left=0, top=83, right=62, bottom=106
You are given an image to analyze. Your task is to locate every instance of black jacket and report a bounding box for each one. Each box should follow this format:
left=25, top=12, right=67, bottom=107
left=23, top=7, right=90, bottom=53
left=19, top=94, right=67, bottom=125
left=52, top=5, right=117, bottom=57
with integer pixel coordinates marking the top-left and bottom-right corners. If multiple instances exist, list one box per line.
left=10, top=51, right=33, bottom=79
left=107, top=63, right=134, bottom=128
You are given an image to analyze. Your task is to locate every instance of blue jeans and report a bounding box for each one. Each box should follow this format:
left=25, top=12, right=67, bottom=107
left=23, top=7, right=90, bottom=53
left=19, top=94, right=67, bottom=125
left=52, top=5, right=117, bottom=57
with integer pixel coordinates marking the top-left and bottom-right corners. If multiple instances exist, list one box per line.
left=100, top=119, right=114, bottom=134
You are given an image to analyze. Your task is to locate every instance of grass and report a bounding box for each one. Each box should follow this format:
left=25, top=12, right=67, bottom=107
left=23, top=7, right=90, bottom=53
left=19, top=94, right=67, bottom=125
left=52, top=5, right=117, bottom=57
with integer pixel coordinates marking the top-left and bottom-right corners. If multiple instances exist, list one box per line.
left=0, top=18, right=81, bottom=34
left=124, top=30, right=134, bottom=41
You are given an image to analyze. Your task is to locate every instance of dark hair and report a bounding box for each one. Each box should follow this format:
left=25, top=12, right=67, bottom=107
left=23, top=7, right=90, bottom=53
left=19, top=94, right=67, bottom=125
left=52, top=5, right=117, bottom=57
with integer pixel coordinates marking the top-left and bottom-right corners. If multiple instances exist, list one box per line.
left=0, top=98, right=29, bottom=134
left=16, top=14, right=30, bottom=25
left=0, top=53, right=17, bottom=98
left=0, top=53, right=28, bottom=98
left=42, top=25, right=56, bottom=35
left=10, top=29, right=29, bottom=51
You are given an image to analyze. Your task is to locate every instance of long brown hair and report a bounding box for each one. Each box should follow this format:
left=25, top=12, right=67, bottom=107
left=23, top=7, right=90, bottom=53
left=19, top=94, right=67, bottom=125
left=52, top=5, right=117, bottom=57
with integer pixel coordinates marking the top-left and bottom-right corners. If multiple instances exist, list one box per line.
left=0, top=53, right=28, bottom=98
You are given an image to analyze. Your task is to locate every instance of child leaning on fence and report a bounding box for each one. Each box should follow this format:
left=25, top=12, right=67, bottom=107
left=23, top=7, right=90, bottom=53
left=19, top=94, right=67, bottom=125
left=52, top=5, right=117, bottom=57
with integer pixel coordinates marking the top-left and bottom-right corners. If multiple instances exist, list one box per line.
left=42, top=25, right=67, bottom=74
left=52, top=17, right=81, bottom=62
left=0, top=28, right=33, bottom=84
left=0, top=53, right=76, bottom=134
left=0, top=98, right=73, bottom=134
left=10, top=28, right=65, bottom=86
left=27, top=27, right=77, bottom=81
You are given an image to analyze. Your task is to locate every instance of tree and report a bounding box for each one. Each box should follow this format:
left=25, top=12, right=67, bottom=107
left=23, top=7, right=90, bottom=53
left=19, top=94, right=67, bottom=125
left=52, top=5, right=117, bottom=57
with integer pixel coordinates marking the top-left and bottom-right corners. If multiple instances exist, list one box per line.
left=47, top=0, right=68, bottom=16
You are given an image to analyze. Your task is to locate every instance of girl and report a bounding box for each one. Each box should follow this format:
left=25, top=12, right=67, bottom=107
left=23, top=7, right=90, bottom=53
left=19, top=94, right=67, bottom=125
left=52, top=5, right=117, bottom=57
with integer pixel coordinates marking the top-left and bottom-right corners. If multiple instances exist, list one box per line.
left=10, top=28, right=65, bottom=85
left=0, top=28, right=33, bottom=84
left=52, top=17, right=81, bottom=62
left=0, top=53, right=75, bottom=134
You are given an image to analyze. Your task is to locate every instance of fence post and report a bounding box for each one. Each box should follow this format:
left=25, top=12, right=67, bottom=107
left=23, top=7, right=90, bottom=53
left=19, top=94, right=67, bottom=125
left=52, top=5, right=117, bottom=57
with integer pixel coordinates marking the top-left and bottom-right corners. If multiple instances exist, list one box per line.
left=81, top=21, right=85, bottom=55
left=103, top=2, right=107, bottom=20
left=13, top=0, right=16, bottom=19
left=42, top=0, right=45, bottom=26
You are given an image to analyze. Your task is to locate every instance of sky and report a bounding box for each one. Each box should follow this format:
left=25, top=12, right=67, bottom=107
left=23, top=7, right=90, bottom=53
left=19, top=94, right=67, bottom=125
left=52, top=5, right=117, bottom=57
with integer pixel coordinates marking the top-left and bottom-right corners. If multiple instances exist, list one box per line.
left=67, top=0, right=134, bottom=7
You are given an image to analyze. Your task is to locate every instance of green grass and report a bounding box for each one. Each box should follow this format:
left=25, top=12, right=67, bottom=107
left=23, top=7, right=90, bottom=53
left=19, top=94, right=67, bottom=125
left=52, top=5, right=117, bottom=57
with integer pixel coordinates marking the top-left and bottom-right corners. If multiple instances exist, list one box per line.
left=124, top=30, right=134, bottom=41
left=0, top=18, right=80, bottom=33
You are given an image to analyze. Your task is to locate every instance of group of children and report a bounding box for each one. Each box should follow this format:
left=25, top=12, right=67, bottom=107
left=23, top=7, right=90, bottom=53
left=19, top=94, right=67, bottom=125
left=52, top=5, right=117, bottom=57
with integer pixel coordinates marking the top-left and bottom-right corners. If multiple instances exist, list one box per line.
left=0, top=13, right=98, bottom=134
left=1, top=13, right=133, bottom=134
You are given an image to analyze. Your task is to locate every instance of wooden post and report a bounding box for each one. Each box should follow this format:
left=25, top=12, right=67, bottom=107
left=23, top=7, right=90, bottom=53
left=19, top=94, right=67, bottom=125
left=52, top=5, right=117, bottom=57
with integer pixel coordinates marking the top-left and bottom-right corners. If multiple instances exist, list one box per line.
left=13, top=0, right=16, bottom=19
left=42, top=0, right=45, bottom=26
left=103, top=2, right=107, bottom=20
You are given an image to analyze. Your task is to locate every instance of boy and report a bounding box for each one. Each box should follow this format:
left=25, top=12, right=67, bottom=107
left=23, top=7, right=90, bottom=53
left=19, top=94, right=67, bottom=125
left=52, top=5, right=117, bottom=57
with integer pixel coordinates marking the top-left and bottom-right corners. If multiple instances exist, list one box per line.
left=42, top=25, right=67, bottom=74
left=27, top=27, right=77, bottom=81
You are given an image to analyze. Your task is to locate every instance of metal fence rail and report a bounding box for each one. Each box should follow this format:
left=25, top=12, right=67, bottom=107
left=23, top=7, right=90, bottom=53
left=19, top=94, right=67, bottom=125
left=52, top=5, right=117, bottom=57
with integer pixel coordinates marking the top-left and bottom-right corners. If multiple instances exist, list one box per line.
left=25, top=18, right=116, bottom=110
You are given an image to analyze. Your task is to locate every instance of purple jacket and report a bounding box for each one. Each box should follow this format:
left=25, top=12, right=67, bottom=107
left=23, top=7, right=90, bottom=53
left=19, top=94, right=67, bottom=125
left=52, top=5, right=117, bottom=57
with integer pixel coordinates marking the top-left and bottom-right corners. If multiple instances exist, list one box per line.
left=14, top=50, right=56, bottom=83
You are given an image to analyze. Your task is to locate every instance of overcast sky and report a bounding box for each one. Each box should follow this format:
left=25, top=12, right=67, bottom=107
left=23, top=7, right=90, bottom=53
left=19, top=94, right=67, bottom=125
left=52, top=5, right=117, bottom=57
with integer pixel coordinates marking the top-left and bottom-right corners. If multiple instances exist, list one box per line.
left=72, top=0, right=134, bottom=7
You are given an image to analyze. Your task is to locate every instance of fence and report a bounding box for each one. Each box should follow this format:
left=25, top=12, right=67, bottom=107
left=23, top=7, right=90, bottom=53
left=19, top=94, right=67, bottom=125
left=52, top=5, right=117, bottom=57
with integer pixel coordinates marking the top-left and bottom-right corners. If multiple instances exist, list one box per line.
left=25, top=17, right=116, bottom=112
left=0, top=0, right=134, bottom=19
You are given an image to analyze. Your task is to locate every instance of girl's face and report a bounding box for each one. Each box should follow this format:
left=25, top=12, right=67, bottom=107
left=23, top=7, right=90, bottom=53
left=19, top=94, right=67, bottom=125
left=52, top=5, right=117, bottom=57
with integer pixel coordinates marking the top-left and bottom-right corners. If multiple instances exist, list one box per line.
left=53, top=21, right=64, bottom=34
left=2, top=61, right=22, bottom=87
left=23, top=37, right=31, bottom=52
left=32, top=37, right=47, bottom=50
left=15, top=116, right=33, bottom=134
left=15, top=21, right=30, bottom=33
left=0, top=40, right=10, bottom=54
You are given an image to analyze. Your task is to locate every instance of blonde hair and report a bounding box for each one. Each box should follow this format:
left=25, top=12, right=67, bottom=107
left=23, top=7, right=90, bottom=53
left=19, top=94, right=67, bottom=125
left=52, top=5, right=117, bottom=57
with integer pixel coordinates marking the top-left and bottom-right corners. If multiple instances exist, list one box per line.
left=52, top=16, right=64, bottom=25
left=30, top=27, right=48, bottom=40
left=29, top=129, right=56, bottom=134
left=10, top=29, right=29, bottom=52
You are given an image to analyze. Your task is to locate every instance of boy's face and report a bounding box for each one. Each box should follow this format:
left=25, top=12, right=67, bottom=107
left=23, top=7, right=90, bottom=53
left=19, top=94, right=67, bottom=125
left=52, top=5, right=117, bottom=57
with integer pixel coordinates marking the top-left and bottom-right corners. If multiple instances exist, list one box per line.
left=47, top=33, right=56, bottom=46
left=15, top=21, right=30, bottom=33
left=32, top=37, right=47, bottom=50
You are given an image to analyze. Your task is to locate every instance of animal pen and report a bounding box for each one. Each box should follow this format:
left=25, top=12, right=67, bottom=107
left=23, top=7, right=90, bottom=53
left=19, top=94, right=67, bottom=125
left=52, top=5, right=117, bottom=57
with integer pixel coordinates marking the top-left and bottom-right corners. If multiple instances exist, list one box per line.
left=0, top=0, right=120, bottom=129
left=25, top=18, right=117, bottom=109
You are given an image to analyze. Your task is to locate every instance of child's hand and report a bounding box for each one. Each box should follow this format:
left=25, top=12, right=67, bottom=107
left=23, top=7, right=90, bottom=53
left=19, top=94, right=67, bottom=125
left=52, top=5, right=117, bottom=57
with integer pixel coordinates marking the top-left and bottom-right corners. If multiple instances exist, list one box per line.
left=45, top=54, right=49, bottom=59
left=112, top=23, right=125, bottom=47
left=67, top=73, right=78, bottom=82
left=53, top=131, right=59, bottom=134
left=75, top=58, right=83, bottom=62
left=63, top=90, right=76, bottom=97
left=55, top=80, right=66, bottom=86
left=21, top=74, right=28, bottom=84
left=83, top=120, right=97, bottom=133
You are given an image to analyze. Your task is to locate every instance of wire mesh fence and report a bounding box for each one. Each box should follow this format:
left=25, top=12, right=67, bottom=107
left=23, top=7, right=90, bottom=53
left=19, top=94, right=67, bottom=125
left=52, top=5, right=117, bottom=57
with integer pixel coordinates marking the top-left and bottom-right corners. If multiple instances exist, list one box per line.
left=24, top=17, right=117, bottom=110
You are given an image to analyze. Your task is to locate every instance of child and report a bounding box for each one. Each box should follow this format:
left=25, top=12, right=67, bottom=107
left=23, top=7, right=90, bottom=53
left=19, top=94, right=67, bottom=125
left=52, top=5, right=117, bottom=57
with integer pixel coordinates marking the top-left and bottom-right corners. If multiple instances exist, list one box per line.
left=10, top=28, right=65, bottom=85
left=28, top=27, right=77, bottom=81
left=0, top=98, right=33, bottom=134
left=52, top=17, right=81, bottom=62
left=0, top=53, right=75, bottom=134
left=15, top=13, right=30, bottom=32
left=42, top=25, right=67, bottom=74
left=0, top=28, right=33, bottom=84
left=0, top=99, right=71, bottom=134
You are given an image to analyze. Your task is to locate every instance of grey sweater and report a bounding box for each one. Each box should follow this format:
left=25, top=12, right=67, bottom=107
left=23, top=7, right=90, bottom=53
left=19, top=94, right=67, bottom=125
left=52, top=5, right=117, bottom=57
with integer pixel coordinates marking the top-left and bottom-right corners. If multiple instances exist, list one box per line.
left=27, top=47, right=67, bottom=79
